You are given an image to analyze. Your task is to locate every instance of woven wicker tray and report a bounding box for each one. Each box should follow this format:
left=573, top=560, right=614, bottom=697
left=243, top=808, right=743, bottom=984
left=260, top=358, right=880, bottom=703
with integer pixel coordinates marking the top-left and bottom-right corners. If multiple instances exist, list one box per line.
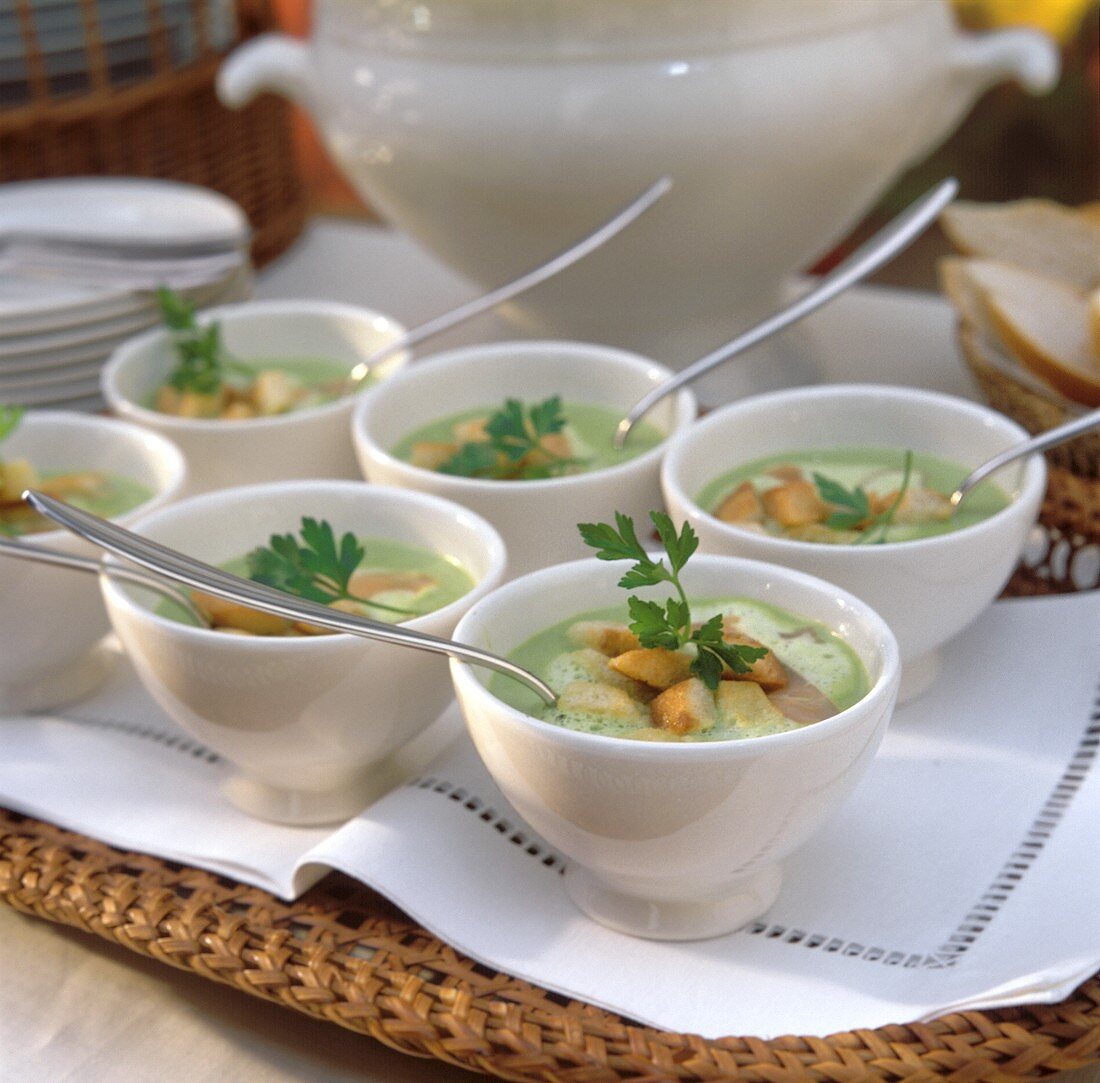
left=2, top=471, right=1099, bottom=1081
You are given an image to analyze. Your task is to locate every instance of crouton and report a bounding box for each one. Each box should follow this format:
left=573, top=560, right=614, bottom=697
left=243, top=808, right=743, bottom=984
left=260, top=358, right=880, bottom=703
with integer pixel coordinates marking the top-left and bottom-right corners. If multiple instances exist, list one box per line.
left=348, top=570, right=434, bottom=599
left=766, top=463, right=806, bottom=483
left=410, top=442, right=459, bottom=471
left=609, top=647, right=693, bottom=691
left=452, top=417, right=490, bottom=444
left=650, top=678, right=717, bottom=735
left=0, top=458, right=40, bottom=503
left=154, top=385, right=182, bottom=415
left=565, top=649, right=654, bottom=700
left=721, top=617, right=788, bottom=691
left=251, top=370, right=302, bottom=416
left=567, top=621, right=641, bottom=656
left=36, top=471, right=106, bottom=499
left=191, top=591, right=293, bottom=636
left=784, top=523, right=860, bottom=545
left=623, top=727, right=679, bottom=742
left=176, top=389, right=226, bottom=419
left=715, top=481, right=763, bottom=524
left=891, top=487, right=953, bottom=525
left=715, top=681, right=795, bottom=733
left=524, top=430, right=574, bottom=471
left=762, top=480, right=826, bottom=527
left=558, top=681, right=646, bottom=725
left=221, top=401, right=256, bottom=420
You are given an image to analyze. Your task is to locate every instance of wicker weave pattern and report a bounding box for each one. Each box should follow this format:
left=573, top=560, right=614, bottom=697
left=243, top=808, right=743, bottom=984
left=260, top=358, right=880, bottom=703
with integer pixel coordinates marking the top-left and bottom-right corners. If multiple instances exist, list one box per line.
left=2, top=806, right=1099, bottom=1082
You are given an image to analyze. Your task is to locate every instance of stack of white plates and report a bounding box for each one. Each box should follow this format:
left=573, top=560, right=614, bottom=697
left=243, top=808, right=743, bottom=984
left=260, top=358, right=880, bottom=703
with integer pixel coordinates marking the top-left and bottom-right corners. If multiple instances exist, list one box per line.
left=0, top=178, right=252, bottom=412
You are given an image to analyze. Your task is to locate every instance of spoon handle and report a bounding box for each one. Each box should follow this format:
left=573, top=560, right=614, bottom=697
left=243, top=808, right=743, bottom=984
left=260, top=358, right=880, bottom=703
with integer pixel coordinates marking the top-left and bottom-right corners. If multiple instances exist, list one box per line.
left=951, top=406, right=1100, bottom=507
left=0, top=536, right=209, bottom=626
left=613, top=177, right=959, bottom=448
left=350, top=177, right=671, bottom=381
left=22, top=491, right=558, bottom=706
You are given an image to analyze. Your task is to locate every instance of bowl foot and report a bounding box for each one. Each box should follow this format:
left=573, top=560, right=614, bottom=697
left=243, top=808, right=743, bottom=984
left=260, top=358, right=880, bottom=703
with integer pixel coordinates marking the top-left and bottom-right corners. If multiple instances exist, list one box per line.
left=563, top=864, right=782, bottom=941
left=897, top=649, right=943, bottom=704
left=223, top=768, right=400, bottom=826
left=0, top=643, right=113, bottom=714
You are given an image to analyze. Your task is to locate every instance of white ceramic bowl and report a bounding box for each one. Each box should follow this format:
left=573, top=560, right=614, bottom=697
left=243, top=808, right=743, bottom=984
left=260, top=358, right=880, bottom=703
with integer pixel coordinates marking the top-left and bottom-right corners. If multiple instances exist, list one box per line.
left=0, top=411, right=186, bottom=711
left=101, top=480, right=506, bottom=825
left=102, top=299, right=408, bottom=495
left=450, top=553, right=900, bottom=940
left=352, top=341, right=696, bottom=577
left=661, top=385, right=1047, bottom=698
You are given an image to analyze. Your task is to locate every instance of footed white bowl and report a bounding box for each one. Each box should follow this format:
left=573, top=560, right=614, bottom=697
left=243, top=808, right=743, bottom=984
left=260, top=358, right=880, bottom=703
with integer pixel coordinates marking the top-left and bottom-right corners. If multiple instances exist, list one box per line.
left=352, top=340, right=696, bottom=578
left=661, top=385, right=1047, bottom=699
left=103, top=299, right=408, bottom=495
left=450, top=553, right=899, bottom=940
left=0, top=411, right=186, bottom=711
left=101, top=480, right=505, bottom=824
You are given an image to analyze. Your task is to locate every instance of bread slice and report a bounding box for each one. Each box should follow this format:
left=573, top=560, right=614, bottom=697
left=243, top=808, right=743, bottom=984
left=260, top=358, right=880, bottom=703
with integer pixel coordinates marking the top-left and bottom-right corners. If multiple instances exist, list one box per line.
left=940, top=199, right=1100, bottom=293
left=962, top=260, right=1100, bottom=406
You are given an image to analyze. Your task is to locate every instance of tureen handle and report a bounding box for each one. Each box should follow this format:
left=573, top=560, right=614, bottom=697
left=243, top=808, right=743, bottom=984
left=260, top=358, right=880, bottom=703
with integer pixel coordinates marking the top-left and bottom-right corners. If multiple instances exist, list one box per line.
left=950, top=27, right=1060, bottom=96
left=218, top=34, right=318, bottom=115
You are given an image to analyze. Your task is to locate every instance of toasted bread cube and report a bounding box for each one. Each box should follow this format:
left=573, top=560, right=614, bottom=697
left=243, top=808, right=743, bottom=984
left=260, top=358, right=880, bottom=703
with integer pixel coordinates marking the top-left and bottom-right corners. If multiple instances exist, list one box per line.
left=191, top=591, right=293, bottom=636
left=784, top=523, right=860, bottom=546
left=715, top=481, right=763, bottom=524
left=293, top=596, right=381, bottom=635
left=715, top=681, right=795, bottom=733
left=252, top=370, right=302, bottom=416
left=766, top=463, right=805, bottom=483
left=0, top=458, right=40, bottom=503
left=558, top=681, right=646, bottom=725
left=650, top=678, right=717, bottom=735
left=410, top=441, right=459, bottom=471
left=177, top=389, right=226, bottom=419
left=567, top=621, right=641, bottom=657
left=452, top=417, right=490, bottom=444
left=762, top=480, right=826, bottom=528
left=566, top=649, right=654, bottom=700
left=609, top=647, right=693, bottom=691
left=154, top=385, right=182, bottom=415
left=222, top=401, right=256, bottom=420
left=349, top=570, right=434, bottom=599
left=36, top=471, right=105, bottom=499
left=524, top=430, right=575, bottom=472
left=892, top=487, right=953, bottom=524
left=721, top=617, right=788, bottom=691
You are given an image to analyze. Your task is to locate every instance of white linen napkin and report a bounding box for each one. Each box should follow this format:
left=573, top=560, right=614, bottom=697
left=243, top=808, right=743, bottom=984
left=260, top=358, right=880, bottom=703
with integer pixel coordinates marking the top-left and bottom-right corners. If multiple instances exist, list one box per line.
left=0, top=592, right=1096, bottom=1039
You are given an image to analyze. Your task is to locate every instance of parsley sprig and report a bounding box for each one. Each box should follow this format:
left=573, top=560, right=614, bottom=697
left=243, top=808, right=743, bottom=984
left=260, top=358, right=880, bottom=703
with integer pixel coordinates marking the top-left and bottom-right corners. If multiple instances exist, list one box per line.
left=578, top=511, right=767, bottom=689
left=439, top=397, right=589, bottom=480
left=0, top=405, right=23, bottom=462
left=157, top=287, right=249, bottom=396
left=812, top=450, right=914, bottom=544
left=246, top=518, right=417, bottom=615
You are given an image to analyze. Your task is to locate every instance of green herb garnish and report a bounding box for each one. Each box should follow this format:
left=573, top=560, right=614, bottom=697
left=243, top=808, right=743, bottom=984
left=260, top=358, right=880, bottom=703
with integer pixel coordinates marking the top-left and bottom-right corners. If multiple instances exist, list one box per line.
left=812, top=450, right=914, bottom=544
left=246, top=517, right=417, bottom=615
left=0, top=405, right=23, bottom=462
left=156, top=287, right=252, bottom=397
left=578, top=511, right=768, bottom=689
left=439, top=396, right=590, bottom=480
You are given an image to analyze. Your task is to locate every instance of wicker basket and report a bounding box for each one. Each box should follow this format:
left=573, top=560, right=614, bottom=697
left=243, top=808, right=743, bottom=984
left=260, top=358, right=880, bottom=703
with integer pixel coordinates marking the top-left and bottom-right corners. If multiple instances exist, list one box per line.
left=2, top=800, right=1099, bottom=1082
left=0, top=0, right=306, bottom=267
left=958, top=325, right=1100, bottom=595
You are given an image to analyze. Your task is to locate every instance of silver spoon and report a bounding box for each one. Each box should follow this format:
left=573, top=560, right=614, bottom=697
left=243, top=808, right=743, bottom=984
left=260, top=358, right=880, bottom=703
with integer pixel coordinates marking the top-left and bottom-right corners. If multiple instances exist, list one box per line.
left=950, top=407, right=1100, bottom=510
left=613, top=177, right=960, bottom=449
left=22, top=490, right=558, bottom=706
left=344, top=176, right=671, bottom=387
left=0, top=536, right=210, bottom=627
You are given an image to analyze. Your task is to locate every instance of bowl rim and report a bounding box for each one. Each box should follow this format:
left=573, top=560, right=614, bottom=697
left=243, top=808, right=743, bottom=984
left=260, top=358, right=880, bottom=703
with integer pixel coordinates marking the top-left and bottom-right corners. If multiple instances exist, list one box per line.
left=101, top=298, right=409, bottom=433
left=661, top=382, right=1048, bottom=557
left=100, top=478, right=507, bottom=649
left=6, top=409, right=187, bottom=547
left=450, top=551, right=900, bottom=759
left=352, top=339, right=698, bottom=492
